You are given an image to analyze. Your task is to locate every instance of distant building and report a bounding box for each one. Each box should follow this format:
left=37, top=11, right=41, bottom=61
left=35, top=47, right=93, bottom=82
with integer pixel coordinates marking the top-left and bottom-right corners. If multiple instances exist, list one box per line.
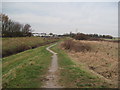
left=32, top=33, right=57, bottom=37
left=32, top=33, right=39, bottom=36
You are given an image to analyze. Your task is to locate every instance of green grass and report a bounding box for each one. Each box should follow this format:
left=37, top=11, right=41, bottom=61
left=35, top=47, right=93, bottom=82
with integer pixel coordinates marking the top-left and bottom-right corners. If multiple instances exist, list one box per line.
left=51, top=43, right=111, bottom=88
left=2, top=44, right=53, bottom=88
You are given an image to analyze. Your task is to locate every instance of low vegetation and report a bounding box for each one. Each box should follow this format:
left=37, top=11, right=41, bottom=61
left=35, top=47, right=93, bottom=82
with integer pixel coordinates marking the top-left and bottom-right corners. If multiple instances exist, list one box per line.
left=61, top=40, right=118, bottom=87
left=61, top=39, right=91, bottom=52
left=51, top=43, right=113, bottom=88
left=64, top=32, right=113, bottom=40
left=2, top=44, right=52, bottom=88
left=2, top=37, right=59, bottom=57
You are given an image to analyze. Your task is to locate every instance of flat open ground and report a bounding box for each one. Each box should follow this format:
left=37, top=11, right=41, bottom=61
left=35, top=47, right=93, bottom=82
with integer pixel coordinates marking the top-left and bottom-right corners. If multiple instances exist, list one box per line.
left=2, top=38, right=119, bottom=88
left=66, top=40, right=118, bottom=87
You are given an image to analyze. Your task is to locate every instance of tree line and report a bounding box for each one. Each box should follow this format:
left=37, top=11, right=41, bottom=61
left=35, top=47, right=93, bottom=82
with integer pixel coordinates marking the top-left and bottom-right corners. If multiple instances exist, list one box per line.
left=0, top=14, right=33, bottom=37
left=63, top=32, right=113, bottom=40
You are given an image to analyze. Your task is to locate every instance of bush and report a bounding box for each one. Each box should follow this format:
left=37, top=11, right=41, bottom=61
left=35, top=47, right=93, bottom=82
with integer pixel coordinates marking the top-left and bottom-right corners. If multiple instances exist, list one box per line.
left=74, top=33, right=89, bottom=40
left=73, top=33, right=102, bottom=41
left=73, top=42, right=91, bottom=52
left=61, top=39, right=74, bottom=50
left=61, top=40, right=91, bottom=52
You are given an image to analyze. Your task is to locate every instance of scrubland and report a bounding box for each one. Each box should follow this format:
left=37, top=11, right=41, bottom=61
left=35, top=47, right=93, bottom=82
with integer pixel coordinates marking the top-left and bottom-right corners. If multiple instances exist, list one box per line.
left=60, top=39, right=118, bottom=87
left=2, top=37, right=119, bottom=88
left=51, top=43, right=115, bottom=88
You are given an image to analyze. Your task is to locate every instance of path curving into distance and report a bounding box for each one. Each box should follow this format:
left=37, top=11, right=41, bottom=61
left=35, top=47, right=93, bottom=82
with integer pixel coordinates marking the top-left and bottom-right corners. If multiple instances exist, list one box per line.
left=42, top=43, right=62, bottom=88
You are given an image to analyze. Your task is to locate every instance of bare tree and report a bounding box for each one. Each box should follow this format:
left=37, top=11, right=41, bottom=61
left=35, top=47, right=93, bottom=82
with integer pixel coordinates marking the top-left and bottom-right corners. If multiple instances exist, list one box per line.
left=1, top=14, right=33, bottom=37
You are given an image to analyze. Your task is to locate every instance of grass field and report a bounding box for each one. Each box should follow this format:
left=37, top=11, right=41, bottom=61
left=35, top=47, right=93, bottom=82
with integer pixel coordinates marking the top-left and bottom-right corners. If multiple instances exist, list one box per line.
left=67, top=40, right=118, bottom=86
left=2, top=44, right=52, bottom=88
left=2, top=37, right=59, bottom=57
left=2, top=37, right=118, bottom=88
left=51, top=43, right=113, bottom=88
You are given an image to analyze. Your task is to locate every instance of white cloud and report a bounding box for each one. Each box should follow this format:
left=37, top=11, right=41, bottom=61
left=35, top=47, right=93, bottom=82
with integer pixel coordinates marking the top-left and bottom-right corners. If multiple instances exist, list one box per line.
left=3, top=2, right=118, bottom=36
left=9, top=14, right=63, bottom=24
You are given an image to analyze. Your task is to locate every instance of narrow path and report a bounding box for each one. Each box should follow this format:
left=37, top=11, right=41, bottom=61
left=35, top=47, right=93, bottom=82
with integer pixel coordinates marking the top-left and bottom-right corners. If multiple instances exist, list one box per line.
left=42, top=43, right=62, bottom=88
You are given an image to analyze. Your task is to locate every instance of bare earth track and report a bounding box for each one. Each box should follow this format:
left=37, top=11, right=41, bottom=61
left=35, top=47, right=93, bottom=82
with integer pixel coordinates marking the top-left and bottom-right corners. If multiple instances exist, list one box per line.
left=42, top=44, right=62, bottom=88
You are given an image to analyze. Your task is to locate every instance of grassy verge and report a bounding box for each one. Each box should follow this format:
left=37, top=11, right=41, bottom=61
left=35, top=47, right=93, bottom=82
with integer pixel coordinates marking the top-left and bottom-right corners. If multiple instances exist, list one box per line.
left=51, top=43, right=112, bottom=88
left=2, top=44, right=53, bottom=88
left=2, top=37, right=59, bottom=57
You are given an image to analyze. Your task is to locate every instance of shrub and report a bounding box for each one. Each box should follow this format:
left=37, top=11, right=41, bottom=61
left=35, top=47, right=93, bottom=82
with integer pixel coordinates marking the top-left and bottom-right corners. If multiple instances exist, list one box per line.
left=74, top=33, right=102, bottom=41
left=61, top=39, right=74, bottom=50
left=74, top=33, right=89, bottom=40
left=61, top=40, right=91, bottom=52
left=73, top=42, right=91, bottom=52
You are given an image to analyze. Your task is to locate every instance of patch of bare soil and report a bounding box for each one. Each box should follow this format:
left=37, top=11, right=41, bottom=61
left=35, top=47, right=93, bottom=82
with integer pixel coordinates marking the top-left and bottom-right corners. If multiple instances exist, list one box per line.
left=64, top=40, right=118, bottom=87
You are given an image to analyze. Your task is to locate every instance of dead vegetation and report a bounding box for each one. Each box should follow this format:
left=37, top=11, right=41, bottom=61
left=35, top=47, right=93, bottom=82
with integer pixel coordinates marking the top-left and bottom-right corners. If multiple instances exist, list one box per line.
left=2, top=37, right=59, bottom=57
left=61, top=39, right=91, bottom=52
left=61, top=40, right=118, bottom=87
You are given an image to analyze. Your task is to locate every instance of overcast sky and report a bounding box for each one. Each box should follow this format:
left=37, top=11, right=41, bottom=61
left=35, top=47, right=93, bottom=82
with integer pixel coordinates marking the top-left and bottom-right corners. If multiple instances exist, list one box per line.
left=2, top=2, right=118, bottom=36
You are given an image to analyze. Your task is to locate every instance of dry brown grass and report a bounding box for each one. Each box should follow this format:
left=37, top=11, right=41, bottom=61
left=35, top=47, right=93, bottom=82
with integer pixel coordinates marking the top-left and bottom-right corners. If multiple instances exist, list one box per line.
left=2, top=37, right=59, bottom=57
left=61, top=39, right=91, bottom=52
left=61, top=40, right=118, bottom=87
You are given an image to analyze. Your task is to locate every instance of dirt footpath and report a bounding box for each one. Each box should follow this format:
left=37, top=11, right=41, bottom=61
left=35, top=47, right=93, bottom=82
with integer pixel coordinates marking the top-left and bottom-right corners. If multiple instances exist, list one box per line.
left=42, top=44, right=62, bottom=88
